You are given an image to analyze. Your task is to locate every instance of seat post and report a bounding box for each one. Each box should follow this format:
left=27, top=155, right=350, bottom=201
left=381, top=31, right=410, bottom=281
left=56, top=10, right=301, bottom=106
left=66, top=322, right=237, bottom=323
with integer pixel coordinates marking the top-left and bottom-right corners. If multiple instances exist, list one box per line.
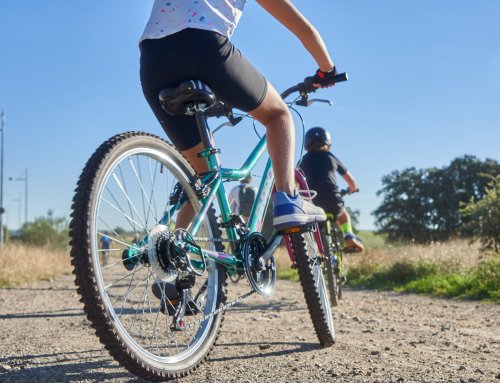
left=194, top=110, right=212, bottom=150
left=194, top=109, right=220, bottom=172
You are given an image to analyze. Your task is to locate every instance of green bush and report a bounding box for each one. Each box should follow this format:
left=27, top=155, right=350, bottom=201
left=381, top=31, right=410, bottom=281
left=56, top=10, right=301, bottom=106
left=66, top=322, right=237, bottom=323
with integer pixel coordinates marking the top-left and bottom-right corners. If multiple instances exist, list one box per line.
left=461, top=174, right=500, bottom=252
left=18, top=210, right=69, bottom=249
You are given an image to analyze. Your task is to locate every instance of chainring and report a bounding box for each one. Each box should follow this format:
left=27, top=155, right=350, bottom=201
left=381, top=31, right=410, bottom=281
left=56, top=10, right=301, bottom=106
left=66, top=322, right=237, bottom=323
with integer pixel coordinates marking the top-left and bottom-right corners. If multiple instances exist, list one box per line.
left=242, top=232, right=276, bottom=296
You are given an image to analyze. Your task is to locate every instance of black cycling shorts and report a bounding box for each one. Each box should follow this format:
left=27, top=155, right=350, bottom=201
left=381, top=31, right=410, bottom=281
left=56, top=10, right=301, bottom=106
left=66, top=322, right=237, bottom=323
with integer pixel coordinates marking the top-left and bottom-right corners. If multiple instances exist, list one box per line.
left=140, top=28, right=268, bottom=151
left=313, top=190, right=345, bottom=219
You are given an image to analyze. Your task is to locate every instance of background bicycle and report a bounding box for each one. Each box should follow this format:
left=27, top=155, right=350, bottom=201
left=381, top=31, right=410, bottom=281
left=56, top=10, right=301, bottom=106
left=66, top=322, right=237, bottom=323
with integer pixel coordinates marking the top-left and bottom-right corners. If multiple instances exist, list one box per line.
left=320, top=188, right=359, bottom=306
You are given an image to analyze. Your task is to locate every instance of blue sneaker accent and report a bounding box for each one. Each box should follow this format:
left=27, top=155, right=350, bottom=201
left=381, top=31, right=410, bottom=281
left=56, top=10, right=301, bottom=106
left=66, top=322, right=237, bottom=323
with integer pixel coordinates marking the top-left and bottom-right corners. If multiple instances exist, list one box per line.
left=273, top=192, right=326, bottom=230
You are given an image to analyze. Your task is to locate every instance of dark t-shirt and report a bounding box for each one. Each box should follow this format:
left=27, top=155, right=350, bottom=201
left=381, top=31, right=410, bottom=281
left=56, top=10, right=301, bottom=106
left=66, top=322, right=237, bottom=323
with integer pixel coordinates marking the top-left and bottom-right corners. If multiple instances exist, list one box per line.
left=299, top=151, right=347, bottom=196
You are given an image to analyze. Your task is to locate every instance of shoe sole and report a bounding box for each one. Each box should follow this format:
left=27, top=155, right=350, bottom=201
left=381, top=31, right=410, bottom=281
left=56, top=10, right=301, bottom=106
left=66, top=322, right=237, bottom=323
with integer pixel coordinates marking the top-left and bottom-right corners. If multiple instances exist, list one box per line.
left=273, top=212, right=326, bottom=230
left=344, top=238, right=364, bottom=253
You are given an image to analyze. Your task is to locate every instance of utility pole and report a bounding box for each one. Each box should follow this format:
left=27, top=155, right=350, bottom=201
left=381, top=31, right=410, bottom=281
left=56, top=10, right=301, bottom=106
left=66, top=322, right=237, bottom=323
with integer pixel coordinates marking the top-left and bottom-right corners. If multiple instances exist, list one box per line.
left=10, top=169, right=28, bottom=225
left=0, top=111, right=5, bottom=247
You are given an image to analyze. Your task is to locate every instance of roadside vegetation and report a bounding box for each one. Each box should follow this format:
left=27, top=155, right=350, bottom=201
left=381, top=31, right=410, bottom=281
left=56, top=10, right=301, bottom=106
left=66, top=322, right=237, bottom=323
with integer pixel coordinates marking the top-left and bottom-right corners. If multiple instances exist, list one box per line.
left=275, top=236, right=499, bottom=302
left=0, top=211, right=71, bottom=287
left=0, top=243, right=71, bottom=287
left=347, top=238, right=499, bottom=302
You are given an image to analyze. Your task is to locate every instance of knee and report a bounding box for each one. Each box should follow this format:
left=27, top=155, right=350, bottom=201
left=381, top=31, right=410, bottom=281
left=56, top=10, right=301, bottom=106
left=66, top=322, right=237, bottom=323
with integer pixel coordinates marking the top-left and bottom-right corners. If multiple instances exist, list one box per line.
left=261, top=105, right=292, bottom=127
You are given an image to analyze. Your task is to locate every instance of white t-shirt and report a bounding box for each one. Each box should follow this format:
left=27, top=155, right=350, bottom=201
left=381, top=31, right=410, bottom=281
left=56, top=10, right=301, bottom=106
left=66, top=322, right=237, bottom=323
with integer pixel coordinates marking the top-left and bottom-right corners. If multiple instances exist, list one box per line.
left=141, top=0, right=247, bottom=42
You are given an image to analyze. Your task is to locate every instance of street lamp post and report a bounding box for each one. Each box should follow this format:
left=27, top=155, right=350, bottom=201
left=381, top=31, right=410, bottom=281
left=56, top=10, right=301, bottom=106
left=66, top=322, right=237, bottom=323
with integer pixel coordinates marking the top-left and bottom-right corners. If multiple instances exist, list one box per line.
left=12, top=194, right=21, bottom=230
left=0, top=111, right=5, bottom=247
left=9, top=168, right=28, bottom=225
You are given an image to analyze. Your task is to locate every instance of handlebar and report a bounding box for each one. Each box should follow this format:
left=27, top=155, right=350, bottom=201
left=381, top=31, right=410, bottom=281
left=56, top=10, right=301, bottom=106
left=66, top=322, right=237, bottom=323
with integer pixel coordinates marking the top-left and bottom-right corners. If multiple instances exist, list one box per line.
left=280, top=72, right=348, bottom=99
left=340, top=188, right=359, bottom=197
left=208, top=71, right=348, bottom=130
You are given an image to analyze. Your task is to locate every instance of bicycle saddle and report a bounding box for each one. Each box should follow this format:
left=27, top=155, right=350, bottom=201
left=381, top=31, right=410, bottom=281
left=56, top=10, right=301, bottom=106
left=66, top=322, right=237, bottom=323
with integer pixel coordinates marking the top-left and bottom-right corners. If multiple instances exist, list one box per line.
left=159, top=80, right=217, bottom=116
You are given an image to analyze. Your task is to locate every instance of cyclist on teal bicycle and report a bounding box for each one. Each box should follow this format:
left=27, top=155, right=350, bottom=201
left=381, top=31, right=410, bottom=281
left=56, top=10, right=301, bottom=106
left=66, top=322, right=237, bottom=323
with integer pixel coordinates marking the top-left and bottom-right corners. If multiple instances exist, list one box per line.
left=299, top=127, right=364, bottom=252
left=140, top=0, right=339, bottom=230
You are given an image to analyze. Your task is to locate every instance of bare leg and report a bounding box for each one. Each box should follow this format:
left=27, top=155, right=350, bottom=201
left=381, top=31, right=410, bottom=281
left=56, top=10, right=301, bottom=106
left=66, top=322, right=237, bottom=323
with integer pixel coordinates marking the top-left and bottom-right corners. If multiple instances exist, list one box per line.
left=336, top=208, right=351, bottom=228
left=176, top=138, right=222, bottom=228
left=250, top=82, right=295, bottom=194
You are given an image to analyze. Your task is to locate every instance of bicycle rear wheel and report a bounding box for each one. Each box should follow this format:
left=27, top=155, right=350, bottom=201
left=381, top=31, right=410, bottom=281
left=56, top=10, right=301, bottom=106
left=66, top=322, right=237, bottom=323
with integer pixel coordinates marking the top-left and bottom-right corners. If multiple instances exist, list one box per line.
left=70, top=132, right=226, bottom=380
left=290, top=232, right=335, bottom=347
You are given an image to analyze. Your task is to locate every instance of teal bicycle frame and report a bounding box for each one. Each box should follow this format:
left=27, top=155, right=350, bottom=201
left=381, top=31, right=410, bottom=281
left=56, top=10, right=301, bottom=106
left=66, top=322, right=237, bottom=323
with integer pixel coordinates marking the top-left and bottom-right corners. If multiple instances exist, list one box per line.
left=158, top=123, right=276, bottom=274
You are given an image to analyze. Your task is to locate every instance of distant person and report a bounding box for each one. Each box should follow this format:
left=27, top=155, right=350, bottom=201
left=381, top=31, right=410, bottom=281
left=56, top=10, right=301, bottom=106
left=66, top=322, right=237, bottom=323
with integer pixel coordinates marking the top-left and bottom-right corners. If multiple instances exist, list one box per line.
left=228, top=174, right=257, bottom=222
left=100, top=234, right=113, bottom=265
left=299, top=127, right=364, bottom=252
left=132, top=233, right=141, bottom=246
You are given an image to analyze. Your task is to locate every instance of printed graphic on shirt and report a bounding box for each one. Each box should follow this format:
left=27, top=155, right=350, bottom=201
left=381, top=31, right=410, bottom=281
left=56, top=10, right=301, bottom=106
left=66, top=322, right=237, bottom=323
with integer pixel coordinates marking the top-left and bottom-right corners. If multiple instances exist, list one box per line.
left=141, top=0, right=247, bottom=42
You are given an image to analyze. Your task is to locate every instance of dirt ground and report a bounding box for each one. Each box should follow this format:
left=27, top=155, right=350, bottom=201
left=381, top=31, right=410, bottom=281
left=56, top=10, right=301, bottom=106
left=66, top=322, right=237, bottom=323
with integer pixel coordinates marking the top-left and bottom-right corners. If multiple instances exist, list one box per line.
left=0, top=274, right=498, bottom=383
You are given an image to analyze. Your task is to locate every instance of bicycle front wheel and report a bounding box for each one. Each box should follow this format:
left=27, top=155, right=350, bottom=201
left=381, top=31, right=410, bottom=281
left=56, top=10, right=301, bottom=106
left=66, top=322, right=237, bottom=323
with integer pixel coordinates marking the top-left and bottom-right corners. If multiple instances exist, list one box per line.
left=70, top=132, right=226, bottom=380
left=321, top=229, right=339, bottom=307
left=290, top=232, right=335, bottom=347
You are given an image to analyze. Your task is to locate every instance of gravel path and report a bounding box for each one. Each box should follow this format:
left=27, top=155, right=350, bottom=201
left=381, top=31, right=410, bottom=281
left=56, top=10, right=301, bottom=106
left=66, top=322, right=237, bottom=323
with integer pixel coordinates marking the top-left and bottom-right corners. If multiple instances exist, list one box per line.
left=0, top=274, right=498, bottom=382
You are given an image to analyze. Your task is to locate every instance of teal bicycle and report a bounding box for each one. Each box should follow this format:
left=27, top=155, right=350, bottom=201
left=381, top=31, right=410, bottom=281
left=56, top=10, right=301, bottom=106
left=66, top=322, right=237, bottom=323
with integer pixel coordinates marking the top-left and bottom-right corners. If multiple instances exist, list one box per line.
left=70, top=73, right=347, bottom=380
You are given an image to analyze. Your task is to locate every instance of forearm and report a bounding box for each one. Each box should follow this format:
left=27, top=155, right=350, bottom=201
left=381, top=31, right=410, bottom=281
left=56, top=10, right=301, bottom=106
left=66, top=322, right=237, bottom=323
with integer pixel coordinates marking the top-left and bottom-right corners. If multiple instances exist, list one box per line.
left=256, top=0, right=334, bottom=71
left=296, top=23, right=334, bottom=72
left=343, top=172, right=357, bottom=192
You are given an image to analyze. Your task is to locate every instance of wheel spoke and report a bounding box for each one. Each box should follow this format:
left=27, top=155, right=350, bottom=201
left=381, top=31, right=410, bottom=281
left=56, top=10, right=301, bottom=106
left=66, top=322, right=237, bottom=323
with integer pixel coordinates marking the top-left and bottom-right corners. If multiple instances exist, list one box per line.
left=112, top=169, right=148, bottom=230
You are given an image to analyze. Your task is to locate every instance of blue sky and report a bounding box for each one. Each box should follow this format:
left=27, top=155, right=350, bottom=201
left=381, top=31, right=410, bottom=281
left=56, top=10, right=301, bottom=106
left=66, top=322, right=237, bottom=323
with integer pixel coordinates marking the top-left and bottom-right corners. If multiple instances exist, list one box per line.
left=0, top=1, right=499, bottom=230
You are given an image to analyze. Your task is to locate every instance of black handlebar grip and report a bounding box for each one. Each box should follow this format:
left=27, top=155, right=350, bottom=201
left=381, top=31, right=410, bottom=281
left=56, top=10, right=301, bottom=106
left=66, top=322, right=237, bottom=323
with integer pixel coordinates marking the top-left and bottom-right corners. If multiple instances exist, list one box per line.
left=340, top=188, right=359, bottom=196
left=333, top=72, right=348, bottom=83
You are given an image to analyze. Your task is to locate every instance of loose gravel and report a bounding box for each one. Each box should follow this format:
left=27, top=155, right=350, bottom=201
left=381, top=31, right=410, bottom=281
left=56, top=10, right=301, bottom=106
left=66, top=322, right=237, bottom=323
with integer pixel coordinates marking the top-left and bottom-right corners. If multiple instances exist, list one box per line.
left=0, top=275, right=498, bottom=382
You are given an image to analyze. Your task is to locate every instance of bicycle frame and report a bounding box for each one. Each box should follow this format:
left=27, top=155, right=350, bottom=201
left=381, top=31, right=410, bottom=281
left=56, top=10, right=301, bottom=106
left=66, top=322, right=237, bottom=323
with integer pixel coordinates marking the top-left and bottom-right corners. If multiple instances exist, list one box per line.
left=159, top=129, right=275, bottom=273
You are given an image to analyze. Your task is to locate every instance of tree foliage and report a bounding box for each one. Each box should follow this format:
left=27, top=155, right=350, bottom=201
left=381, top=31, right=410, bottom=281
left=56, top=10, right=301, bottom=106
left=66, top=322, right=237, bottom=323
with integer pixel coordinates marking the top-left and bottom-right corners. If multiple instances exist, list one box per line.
left=461, top=175, right=500, bottom=252
left=373, top=155, right=500, bottom=243
left=18, top=210, right=69, bottom=249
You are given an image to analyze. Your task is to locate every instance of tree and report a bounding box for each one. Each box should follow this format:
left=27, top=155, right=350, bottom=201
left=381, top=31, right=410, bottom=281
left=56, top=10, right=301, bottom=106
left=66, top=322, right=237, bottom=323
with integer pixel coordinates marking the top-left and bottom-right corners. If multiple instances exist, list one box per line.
left=373, top=167, right=435, bottom=242
left=18, top=210, right=69, bottom=249
left=373, top=156, right=500, bottom=243
left=461, top=175, right=500, bottom=252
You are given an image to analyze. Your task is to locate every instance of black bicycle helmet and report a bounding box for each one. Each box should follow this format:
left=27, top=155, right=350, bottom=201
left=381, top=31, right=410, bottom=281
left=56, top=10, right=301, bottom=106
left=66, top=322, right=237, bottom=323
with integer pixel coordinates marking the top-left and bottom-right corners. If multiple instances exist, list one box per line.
left=304, top=127, right=332, bottom=151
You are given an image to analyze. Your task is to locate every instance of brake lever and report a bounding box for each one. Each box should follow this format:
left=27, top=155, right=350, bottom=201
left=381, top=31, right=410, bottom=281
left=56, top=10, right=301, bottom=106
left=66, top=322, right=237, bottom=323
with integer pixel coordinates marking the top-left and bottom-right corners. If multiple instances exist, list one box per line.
left=212, top=114, right=243, bottom=134
left=307, top=98, right=333, bottom=106
left=294, top=97, right=333, bottom=107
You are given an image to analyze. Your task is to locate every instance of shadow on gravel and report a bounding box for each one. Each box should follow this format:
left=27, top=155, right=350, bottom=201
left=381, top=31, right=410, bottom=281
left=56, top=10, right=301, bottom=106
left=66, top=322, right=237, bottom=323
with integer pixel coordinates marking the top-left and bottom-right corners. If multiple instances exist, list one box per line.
left=2, top=286, right=76, bottom=292
left=228, top=302, right=303, bottom=313
left=0, top=350, right=140, bottom=383
left=210, top=341, right=320, bottom=362
left=0, top=308, right=83, bottom=320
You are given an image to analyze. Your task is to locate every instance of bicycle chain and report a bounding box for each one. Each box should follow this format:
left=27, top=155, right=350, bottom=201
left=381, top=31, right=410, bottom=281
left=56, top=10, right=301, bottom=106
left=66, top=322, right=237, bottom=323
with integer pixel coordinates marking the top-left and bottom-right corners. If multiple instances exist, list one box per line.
left=192, top=236, right=239, bottom=243
left=184, top=289, right=255, bottom=329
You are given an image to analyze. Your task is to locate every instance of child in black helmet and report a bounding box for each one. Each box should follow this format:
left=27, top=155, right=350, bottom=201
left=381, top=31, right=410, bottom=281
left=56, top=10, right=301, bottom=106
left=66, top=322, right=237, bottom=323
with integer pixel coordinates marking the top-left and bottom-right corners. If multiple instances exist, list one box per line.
left=299, top=127, right=364, bottom=252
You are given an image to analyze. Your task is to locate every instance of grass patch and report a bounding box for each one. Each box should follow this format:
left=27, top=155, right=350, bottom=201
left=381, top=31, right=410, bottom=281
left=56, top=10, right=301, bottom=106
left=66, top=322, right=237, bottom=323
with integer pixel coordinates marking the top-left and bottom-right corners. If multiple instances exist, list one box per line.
left=347, top=251, right=499, bottom=302
left=0, top=243, right=71, bottom=287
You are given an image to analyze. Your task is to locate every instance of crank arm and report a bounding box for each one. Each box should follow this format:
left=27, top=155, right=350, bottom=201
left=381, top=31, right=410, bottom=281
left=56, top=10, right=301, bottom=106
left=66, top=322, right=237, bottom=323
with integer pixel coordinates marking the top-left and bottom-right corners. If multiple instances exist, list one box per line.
left=260, top=231, right=283, bottom=265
